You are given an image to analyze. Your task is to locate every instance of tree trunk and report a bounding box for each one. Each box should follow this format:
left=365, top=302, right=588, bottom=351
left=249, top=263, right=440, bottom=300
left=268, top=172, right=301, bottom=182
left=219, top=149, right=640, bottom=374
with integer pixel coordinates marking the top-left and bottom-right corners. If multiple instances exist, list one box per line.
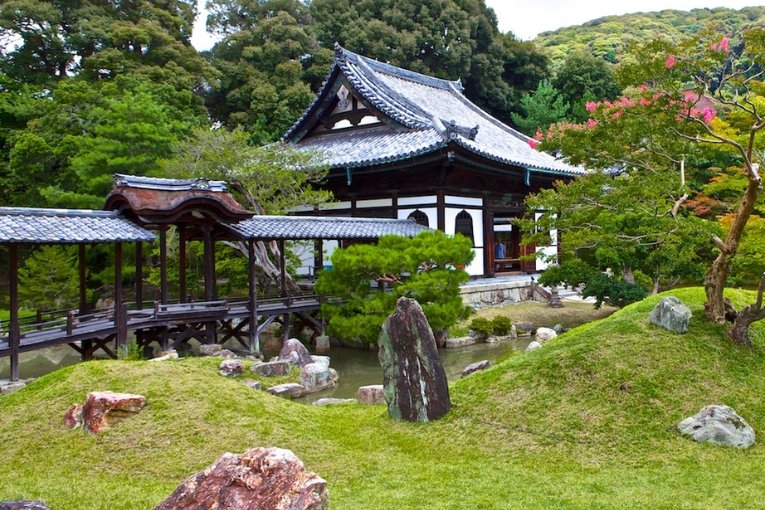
left=728, top=274, right=765, bottom=346
left=652, top=278, right=660, bottom=295
left=622, top=265, right=635, bottom=284
left=704, top=167, right=761, bottom=323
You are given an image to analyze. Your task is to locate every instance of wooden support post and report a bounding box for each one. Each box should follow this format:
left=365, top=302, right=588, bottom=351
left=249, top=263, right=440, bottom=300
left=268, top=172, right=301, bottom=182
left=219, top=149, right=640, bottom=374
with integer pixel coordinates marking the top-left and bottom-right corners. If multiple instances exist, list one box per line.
left=114, top=242, right=126, bottom=353
left=483, top=205, right=493, bottom=278
left=247, top=239, right=259, bottom=353
left=178, top=226, right=186, bottom=303
left=135, top=241, right=143, bottom=310
left=9, top=244, right=20, bottom=382
left=279, top=239, right=289, bottom=341
left=78, top=244, right=88, bottom=314
left=203, top=226, right=216, bottom=302
left=313, top=240, right=323, bottom=278
left=159, top=226, right=168, bottom=304
left=437, top=190, right=445, bottom=232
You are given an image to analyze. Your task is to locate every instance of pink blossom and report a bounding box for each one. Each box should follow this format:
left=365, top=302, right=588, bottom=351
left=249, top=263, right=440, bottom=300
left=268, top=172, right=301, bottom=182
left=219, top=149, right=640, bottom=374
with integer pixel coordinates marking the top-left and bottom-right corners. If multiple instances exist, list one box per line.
left=527, top=139, right=538, bottom=149
left=585, top=101, right=597, bottom=112
left=710, top=42, right=718, bottom=51
left=611, top=110, right=624, bottom=120
left=640, top=98, right=652, bottom=106
left=719, top=36, right=730, bottom=53
left=665, top=54, right=676, bottom=69
left=702, top=106, right=716, bottom=124
left=637, top=84, right=649, bottom=92
left=586, top=118, right=597, bottom=128
left=534, top=129, right=543, bottom=141
left=546, top=130, right=554, bottom=141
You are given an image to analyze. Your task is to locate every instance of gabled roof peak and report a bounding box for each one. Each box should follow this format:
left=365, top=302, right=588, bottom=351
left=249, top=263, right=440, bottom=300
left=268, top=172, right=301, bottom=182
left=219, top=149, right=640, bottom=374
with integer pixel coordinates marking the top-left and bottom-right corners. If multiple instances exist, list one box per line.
left=333, top=43, right=463, bottom=92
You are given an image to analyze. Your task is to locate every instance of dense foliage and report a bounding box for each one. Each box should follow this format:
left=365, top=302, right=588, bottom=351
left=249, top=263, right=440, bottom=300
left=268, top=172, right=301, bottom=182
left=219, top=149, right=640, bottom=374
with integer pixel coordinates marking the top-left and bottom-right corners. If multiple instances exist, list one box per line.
left=315, top=231, right=474, bottom=345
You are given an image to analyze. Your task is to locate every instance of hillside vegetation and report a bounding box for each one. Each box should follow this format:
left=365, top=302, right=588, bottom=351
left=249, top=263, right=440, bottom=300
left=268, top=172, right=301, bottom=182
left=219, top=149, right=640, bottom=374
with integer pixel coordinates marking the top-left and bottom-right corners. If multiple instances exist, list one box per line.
left=535, top=7, right=765, bottom=67
left=1, top=288, right=764, bottom=509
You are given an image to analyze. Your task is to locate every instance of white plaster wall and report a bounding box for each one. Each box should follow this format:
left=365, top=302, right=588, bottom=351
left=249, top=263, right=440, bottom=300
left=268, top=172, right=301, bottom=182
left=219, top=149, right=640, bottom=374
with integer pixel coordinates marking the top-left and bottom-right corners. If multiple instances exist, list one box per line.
left=320, top=201, right=352, bottom=211
left=398, top=207, right=437, bottom=228
left=445, top=207, right=483, bottom=247
left=357, top=198, right=392, bottom=208
left=445, top=195, right=482, bottom=207
left=398, top=195, right=437, bottom=206
left=322, top=240, right=339, bottom=267
left=466, top=248, right=484, bottom=276
left=534, top=212, right=558, bottom=270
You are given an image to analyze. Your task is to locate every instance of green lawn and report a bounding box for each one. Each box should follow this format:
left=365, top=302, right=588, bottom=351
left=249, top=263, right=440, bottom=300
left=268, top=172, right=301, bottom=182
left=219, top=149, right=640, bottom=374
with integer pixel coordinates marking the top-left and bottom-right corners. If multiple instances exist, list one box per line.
left=1, top=288, right=764, bottom=509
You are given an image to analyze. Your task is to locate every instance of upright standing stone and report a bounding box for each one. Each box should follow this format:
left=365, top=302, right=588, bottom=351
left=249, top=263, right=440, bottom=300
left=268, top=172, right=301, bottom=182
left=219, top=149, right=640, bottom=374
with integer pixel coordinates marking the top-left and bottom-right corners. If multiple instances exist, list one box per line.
left=278, top=338, right=314, bottom=367
left=378, top=297, right=450, bottom=422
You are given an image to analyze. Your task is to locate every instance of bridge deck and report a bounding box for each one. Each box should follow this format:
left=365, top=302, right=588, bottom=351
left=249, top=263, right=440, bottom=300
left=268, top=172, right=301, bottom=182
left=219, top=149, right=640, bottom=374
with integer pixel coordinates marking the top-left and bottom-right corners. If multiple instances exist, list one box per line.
left=0, top=296, right=322, bottom=359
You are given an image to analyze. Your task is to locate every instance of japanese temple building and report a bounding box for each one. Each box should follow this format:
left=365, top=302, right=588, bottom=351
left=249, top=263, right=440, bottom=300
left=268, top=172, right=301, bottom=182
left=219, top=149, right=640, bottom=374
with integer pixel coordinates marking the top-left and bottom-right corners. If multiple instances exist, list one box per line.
left=285, top=44, right=584, bottom=277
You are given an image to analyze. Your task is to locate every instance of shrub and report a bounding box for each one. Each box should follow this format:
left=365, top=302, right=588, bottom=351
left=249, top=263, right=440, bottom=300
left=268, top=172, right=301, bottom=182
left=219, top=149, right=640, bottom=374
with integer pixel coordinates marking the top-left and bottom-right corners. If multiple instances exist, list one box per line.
left=491, top=316, right=513, bottom=336
left=469, top=317, right=493, bottom=338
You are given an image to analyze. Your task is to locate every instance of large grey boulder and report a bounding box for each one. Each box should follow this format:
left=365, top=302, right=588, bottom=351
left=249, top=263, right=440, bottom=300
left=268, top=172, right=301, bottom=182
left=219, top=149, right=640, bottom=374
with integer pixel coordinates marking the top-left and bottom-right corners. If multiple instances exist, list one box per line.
left=0, top=501, right=51, bottom=510
left=378, top=297, right=450, bottom=422
left=678, top=404, right=755, bottom=449
left=535, top=327, right=558, bottom=343
left=278, top=338, right=314, bottom=367
left=155, top=447, right=328, bottom=510
left=250, top=360, right=291, bottom=377
left=649, top=296, right=692, bottom=333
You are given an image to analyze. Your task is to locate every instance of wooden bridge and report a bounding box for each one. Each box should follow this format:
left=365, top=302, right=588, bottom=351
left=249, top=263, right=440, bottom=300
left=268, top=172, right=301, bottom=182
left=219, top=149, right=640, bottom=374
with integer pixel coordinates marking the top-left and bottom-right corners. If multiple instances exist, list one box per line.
left=0, top=175, right=429, bottom=381
left=0, top=295, right=324, bottom=367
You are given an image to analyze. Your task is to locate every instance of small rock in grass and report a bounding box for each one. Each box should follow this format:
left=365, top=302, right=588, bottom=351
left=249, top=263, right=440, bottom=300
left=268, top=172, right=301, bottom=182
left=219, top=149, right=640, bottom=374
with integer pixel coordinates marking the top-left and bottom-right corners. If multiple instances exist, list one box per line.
left=219, top=359, right=243, bottom=377
left=535, top=327, right=558, bottom=343
left=461, top=360, right=491, bottom=378
left=267, top=383, right=307, bottom=399
left=250, top=360, right=290, bottom=377
left=357, top=384, right=385, bottom=404
left=649, top=296, right=692, bottom=333
left=525, top=341, right=542, bottom=353
left=678, top=404, right=755, bottom=449
left=0, top=501, right=52, bottom=510
left=199, top=344, right=223, bottom=356
left=312, top=398, right=355, bottom=406
left=65, top=391, right=146, bottom=433
left=243, top=380, right=262, bottom=390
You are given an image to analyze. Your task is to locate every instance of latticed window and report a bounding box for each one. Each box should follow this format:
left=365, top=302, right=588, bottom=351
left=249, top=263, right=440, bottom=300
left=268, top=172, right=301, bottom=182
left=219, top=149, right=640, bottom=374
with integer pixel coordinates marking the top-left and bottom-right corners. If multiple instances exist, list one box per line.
left=455, top=210, right=474, bottom=246
left=407, top=210, right=429, bottom=227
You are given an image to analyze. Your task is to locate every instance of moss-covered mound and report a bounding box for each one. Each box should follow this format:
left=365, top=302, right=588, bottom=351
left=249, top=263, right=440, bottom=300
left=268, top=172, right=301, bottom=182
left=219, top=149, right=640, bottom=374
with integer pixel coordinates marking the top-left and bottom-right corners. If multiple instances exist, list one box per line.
left=1, top=288, right=764, bottom=509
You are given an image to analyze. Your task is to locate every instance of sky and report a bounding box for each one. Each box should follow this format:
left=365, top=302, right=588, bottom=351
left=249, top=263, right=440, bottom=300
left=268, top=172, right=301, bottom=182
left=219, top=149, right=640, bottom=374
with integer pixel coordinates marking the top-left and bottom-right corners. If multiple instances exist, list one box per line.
left=190, top=0, right=762, bottom=50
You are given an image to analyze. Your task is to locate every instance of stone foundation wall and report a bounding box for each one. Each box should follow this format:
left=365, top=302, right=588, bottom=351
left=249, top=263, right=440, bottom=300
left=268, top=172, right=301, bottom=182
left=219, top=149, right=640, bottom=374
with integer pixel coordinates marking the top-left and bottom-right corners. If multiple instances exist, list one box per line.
left=460, top=280, right=542, bottom=309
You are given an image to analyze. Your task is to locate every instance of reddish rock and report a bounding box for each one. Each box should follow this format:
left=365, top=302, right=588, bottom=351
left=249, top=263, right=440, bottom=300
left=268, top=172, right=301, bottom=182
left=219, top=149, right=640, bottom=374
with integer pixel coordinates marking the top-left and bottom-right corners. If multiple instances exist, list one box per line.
left=278, top=338, right=314, bottom=367
left=78, top=391, right=146, bottom=433
left=219, top=359, right=244, bottom=377
left=251, top=360, right=291, bottom=377
left=356, top=384, right=385, bottom=404
left=154, top=447, right=329, bottom=510
left=64, top=403, right=83, bottom=429
left=267, top=383, right=307, bottom=399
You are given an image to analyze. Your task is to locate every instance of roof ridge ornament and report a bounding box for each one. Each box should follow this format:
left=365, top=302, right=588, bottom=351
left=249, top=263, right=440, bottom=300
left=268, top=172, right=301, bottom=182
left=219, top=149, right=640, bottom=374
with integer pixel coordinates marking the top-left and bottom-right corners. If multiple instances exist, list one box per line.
left=443, top=120, right=479, bottom=141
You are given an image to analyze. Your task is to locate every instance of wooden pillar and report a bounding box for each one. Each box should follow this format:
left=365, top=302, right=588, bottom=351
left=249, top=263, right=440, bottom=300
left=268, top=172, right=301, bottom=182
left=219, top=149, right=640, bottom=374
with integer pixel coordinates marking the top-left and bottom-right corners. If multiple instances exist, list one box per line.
left=134, top=241, right=143, bottom=310
left=114, top=242, right=126, bottom=353
left=483, top=204, right=494, bottom=278
left=9, top=244, right=20, bottom=382
left=392, top=195, right=398, bottom=218
left=247, top=239, right=259, bottom=353
left=437, top=190, right=445, bottom=232
left=78, top=244, right=88, bottom=314
left=313, top=240, right=323, bottom=278
left=203, top=226, right=216, bottom=302
left=159, top=226, right=168, bottom=304
left=178, top=226, right=187, bottom=303
left=278, top=238, right=288, bottom=341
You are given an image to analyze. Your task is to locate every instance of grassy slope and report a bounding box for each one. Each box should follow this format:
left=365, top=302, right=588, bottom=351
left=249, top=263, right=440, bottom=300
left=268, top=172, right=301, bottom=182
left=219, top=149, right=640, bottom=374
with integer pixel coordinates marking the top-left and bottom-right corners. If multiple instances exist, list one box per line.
left=1, top=288, right=764, bottom=509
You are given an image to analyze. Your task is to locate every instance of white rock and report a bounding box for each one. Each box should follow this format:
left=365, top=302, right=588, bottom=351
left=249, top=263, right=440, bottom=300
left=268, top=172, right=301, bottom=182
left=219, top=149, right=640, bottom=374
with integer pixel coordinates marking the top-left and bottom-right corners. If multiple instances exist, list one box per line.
left=525, top=341, right=542, bottom=353
left=535, top=327, right=558, bottom=343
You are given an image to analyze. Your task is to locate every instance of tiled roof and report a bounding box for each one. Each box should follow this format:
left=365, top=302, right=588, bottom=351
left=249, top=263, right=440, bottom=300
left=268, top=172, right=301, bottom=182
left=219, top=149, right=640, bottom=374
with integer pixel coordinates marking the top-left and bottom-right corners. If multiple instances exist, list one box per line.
left=0, top=208, right=156, bottom=244
left=113, top=174, right=229, bottom=192
left=227, top=215, right=430, bottom=240
left=286, top=44, right=583, bottom=176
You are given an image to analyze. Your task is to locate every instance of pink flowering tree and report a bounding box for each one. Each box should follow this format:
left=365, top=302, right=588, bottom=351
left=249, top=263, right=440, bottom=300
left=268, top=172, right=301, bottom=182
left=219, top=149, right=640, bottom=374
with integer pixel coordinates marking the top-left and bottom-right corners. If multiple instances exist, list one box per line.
left=539, top=28, right=765, bottom=344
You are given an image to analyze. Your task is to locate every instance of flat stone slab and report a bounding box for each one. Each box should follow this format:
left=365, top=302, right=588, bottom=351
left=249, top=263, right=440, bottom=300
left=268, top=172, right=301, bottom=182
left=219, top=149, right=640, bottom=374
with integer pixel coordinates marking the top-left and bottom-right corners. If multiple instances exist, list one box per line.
left=0, top=381, right=28, bottom=394
left=267, top=383, right=307, bottom=399
left=312, top=398, right=355, bottom=406
left=250, top=360, right=291, bottom=377
left=445, top=336, right=476, bottom=348
left=461, top=360, right=491, bottom=378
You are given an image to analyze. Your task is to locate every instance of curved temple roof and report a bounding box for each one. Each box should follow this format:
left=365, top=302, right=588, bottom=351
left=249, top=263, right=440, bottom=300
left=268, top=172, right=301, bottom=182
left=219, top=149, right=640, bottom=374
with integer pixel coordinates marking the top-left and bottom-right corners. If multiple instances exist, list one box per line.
left=0, top=207, right=155, bottom=244
left=227, top=215, right=430, bottom=241
left=286, top=44, right=582, bottom=177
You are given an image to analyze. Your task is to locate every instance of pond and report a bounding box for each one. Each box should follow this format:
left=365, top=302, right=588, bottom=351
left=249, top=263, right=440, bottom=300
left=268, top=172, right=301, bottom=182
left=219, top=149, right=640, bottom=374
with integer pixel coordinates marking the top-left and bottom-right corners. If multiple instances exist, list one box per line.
left=294, top=336, right=534, bottom=404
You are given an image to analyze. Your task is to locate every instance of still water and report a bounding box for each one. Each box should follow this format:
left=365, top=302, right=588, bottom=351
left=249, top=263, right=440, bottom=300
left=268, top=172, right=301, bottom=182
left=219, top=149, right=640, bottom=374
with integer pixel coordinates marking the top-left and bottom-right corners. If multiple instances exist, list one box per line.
left=1, top=337, right=533, bottom=399
left=296, top=336, right=534, bottom=404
